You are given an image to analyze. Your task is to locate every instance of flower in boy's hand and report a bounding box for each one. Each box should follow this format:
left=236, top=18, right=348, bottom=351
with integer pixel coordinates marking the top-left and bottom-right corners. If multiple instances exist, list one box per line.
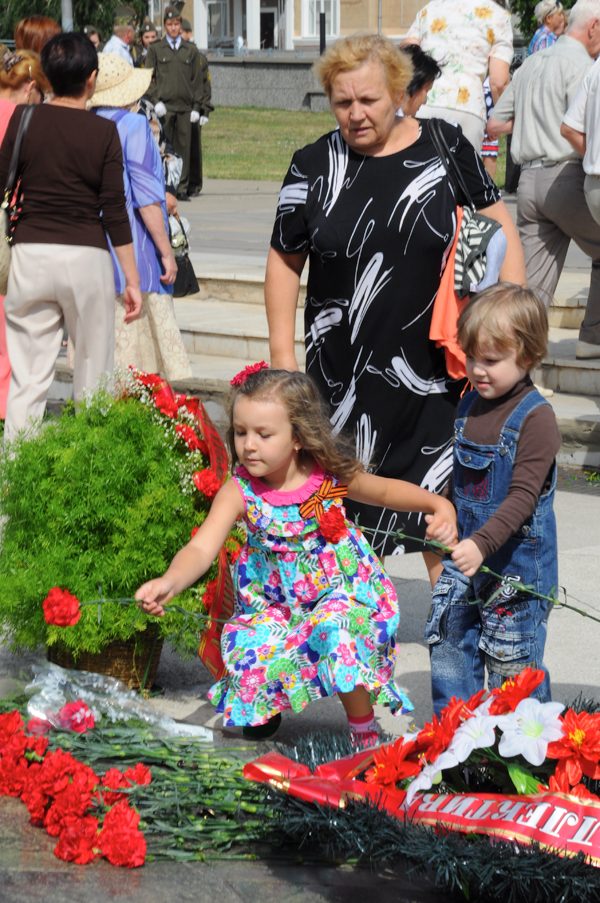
left=43, top=587, right=81, bottom=627
left=193, top=468, right=221, bottom=500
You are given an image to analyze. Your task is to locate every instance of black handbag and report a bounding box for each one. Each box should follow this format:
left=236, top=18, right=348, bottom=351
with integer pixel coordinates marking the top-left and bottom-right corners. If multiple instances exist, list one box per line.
left=427, top=118, right=503, bottom=298
left=170, top=213, right=199, bottom=297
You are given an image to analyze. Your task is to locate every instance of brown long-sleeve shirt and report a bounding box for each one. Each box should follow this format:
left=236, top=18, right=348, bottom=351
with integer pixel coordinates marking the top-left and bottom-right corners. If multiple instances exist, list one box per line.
left=0, top=104, right=132, bottom=251
left=444, top=377, right=562, bottom=559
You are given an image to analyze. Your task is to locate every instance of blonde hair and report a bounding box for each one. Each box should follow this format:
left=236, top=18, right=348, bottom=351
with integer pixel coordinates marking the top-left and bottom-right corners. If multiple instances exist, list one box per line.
left=457, top=283, right=548, bottom=370
left=314, top=33, right=413, bottom=101
left=0, top=50, right=51, bottom=96
left=227, top=369, right=364, bottom=482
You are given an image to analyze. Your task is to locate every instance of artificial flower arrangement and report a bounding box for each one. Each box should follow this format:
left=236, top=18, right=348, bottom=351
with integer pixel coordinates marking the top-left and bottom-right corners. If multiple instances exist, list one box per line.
left=245, top=670, right=600, bottom=868
left=0, top=369, right=243, bottom=674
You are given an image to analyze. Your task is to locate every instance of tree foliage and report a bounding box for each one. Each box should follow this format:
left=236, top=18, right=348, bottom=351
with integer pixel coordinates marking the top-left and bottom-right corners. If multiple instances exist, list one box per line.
left=1, top=0, right=148, bottom=43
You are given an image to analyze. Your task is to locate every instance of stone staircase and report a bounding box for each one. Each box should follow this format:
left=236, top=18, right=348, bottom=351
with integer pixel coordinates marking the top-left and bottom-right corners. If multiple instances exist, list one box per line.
left=50, top=265, right=600, bottom=466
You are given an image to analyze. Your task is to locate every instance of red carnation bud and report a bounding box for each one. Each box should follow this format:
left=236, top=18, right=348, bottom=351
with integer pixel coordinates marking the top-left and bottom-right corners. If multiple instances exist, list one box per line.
left=319, top=507, right=348, bottom=544
left=193, top=469, right=221, bottom=500
left=43, top=588, right=81, bottom=627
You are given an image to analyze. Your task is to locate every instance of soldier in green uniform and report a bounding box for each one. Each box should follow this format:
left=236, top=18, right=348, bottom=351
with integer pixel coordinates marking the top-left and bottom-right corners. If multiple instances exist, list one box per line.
left=180, top=19, right=213, bottom=196
left=135, top=19, right=158, bottom=68
left=145, top=3, right=211, bottom=200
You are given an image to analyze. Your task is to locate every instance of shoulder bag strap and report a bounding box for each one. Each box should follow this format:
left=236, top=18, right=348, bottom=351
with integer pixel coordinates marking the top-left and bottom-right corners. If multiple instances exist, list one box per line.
left=427, top=118, right=477, bottom=213
left=4, top=104, right=36, bottom=200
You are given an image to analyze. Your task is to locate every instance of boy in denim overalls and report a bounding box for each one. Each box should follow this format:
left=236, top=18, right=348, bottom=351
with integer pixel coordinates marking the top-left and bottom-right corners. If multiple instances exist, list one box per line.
left=425, top=284, right=562, bottom=716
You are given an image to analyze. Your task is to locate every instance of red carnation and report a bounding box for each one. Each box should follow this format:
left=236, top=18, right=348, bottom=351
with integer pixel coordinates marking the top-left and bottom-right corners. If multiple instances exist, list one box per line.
left=123, top=763, right=152, bottom=787
left=26, top=717, right=52, bottom=737
left=100, top=768, right=130, bottom=806
left=201, top=579, right=218, bottom=612
left=226, top=538, right=242, bottom=564
left=58, top=701, right=95, bottom=734
left=0, top=711, right=24, bottom=751
left=44, top=771, right=95, bottom=837
left=193, top=469, right=221, bottom=500
left=132, top=369, right=163, bottom=389
left=43, top=587, right=81, bottom=627
left=319, top=507, right=348, bottom=544
left=153, top=384, right=179, bottom=418
left=54, top=815, right=99, bottom=865
left=175, top=423, right=208, bottom=454
left=98, top=800, right=146, bottom=868
left=0, top=755, right=29, bottom=797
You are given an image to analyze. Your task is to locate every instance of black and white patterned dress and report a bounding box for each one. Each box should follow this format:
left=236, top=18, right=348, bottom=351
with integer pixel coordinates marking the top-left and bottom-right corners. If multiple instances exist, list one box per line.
left=271, top=120, right=501, bottom=556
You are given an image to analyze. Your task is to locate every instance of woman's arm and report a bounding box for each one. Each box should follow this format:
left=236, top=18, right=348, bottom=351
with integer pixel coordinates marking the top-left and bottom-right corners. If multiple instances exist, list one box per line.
left=112, top=243, right=143, bottom=322
left=488, top=58, right=510, bottom=104
left=265, top=246, right=308, bottom=371
left=135, top=480, right=244, bottom=614
left=478, top=199, right=526, bottom=285
left=347, top=472, right=457, bottom=544
left=138, top=202, right=178, bottom=284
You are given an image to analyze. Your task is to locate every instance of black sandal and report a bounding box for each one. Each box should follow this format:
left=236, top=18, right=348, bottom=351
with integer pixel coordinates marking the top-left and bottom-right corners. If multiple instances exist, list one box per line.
left=243, top=713, right=282, bottom=740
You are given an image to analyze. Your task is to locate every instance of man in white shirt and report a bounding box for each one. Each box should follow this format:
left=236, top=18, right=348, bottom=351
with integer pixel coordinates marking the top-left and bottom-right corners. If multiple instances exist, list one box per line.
left=488, top=0, right=600, bottom=359
left=102, top=6, right=137, bottom=67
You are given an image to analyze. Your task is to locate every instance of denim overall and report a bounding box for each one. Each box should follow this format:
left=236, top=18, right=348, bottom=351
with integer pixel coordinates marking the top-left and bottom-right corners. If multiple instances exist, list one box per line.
left=425, top=389, right=557, bottom=715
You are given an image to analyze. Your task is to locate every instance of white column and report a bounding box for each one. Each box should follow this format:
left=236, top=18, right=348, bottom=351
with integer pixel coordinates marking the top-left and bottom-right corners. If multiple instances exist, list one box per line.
left=233, top=0, right=243, bottom=47
left=246, top=0, right=261, bottom=49
left=193, top=0, right=209, bottom=48
left=284, top=0, right=294, bottom=49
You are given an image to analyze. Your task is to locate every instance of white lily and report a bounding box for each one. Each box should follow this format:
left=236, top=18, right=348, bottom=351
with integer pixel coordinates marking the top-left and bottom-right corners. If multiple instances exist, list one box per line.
left=404, top=751, right=459, bottom=808
left=497, top=697, right=565, bottom=766
left=447, top=715, right=499, bottom=763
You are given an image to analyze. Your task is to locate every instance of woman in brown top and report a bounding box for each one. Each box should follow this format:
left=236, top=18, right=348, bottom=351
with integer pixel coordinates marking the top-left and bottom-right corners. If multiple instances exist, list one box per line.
left=0, top=32, right=143, bottom=440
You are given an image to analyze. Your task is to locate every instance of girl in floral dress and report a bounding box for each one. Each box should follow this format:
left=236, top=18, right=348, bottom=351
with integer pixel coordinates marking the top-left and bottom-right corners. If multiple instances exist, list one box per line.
left=137, top=367, right=457, bottom=742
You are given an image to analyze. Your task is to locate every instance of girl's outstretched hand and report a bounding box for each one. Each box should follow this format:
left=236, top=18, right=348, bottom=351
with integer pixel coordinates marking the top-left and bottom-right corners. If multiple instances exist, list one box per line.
left=451, top=538, right=484, bottom=577
left=135, top=577, right=176, bottom=617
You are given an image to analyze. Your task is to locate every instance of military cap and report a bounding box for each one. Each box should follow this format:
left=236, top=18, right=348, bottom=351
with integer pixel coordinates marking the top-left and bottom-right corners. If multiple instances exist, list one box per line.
left=114, top=5, right=137, bottom=27
left=182, top=19, right=192, bottom=31
left=141, top=17, right=157, bottom=33
left=164, top=1, right=186, bottom=21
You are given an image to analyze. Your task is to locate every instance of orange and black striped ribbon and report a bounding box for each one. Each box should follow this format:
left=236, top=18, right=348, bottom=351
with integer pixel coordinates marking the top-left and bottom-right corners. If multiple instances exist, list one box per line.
left=298, top=478, right=347, bottom=524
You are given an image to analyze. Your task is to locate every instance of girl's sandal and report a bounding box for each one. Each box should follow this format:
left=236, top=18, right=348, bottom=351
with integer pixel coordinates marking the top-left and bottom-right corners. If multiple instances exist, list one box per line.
left=243, top=712, right=282, bottom=740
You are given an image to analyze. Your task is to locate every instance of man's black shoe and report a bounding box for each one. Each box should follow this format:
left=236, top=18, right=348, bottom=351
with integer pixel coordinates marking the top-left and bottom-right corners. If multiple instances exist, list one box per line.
left=177, top=193, right=191, bottom=202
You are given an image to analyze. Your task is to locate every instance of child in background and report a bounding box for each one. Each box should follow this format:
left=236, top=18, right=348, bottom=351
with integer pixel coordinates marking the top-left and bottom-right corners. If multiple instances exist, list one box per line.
left=425, top=284, right=562, bottom=715
left=137, top=366, right=457, bottom=743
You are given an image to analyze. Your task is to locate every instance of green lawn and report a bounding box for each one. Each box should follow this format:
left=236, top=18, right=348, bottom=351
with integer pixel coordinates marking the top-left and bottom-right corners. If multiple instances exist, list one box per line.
left=203, top=106, right=337, bottom=181
left=204, top=106, right=508, bottom=190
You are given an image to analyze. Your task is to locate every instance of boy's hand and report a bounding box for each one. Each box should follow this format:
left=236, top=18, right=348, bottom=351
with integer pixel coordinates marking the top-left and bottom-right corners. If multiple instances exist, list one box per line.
left=451, top=539, right=484, bottom=577
left=425, top=512, right=458, bottom=548
left=135, top=577, right=176, bottom=617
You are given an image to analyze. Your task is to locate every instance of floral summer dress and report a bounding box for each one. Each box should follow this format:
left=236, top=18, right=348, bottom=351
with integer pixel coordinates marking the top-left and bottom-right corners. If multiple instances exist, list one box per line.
left=207, top=464, right=413, bottom=727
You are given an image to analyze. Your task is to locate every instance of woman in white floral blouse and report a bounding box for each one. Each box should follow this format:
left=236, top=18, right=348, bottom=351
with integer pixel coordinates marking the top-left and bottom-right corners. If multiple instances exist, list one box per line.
left=404, top=0, right=513, bottom=153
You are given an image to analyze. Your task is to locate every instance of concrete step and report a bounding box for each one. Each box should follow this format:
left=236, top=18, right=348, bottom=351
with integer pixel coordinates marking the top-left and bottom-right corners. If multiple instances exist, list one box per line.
left=549, top=271, right=588, bottom=329
left=174, top=297, right=306, bottom=367
left=189, top=254, right=307, bottom=307
left=539, top=327, right=600, bottom=397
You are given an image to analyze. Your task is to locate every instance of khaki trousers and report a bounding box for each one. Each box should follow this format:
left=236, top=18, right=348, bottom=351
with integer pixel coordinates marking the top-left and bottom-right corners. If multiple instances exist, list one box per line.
left=517, top=163, right=600, bottom=344
left=3, top=243, right=115, bottom=440
left=417, top=105, right=486, bottom=154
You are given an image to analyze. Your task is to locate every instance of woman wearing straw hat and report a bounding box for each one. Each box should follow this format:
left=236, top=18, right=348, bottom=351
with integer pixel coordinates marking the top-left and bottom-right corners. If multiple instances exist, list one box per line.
left=87, top=53, right=192, bottom=381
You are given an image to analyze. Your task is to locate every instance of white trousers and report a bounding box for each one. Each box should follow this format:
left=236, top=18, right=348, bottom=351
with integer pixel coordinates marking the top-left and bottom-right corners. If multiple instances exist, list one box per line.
left=417, top=105, right=486, bottom=155
left=3, top=243, right=115, bottom=440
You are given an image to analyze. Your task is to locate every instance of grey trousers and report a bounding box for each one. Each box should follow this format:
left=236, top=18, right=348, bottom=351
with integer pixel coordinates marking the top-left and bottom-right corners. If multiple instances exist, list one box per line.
left=417, top=104, right=486, bottom=154
left=584, top=173, right=600, bottom=227
left=517, top=162, right=600, bottom=344
left=3, top=243, right=115, bottom=440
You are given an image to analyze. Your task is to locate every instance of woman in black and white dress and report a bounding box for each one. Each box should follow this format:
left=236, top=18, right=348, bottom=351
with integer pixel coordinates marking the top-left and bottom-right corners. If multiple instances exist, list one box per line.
left=265, top=34, right=525, bottom=583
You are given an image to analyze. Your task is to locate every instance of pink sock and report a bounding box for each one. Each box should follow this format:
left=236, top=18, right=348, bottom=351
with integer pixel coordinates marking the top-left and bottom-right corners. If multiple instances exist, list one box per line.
left=347, top=711, right=378, bottom=735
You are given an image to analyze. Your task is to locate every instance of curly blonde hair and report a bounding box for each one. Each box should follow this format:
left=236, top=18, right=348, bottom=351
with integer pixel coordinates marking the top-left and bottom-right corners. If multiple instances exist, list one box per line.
left=226, top=369, right=364, bottom=482
left=314, top=33, right=413, bottom=101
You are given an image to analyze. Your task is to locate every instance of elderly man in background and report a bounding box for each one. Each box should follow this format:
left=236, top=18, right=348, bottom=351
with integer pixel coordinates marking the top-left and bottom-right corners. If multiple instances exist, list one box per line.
left=488, top=0, right=600, bottom=360
left=403, top=0, right=513, bottom=152
left=102, top=6, right=137, bottom=67
left=529, top=0, right=565, bottom=53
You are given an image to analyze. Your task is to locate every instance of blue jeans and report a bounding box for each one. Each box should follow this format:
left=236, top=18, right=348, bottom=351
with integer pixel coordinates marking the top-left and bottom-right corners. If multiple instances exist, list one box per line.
left=425, top=561, right=552, bottom=716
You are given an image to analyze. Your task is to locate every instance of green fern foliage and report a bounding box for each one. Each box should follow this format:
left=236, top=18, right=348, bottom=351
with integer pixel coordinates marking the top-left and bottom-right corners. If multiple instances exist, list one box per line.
left=0, top=391, right=219, bottom=658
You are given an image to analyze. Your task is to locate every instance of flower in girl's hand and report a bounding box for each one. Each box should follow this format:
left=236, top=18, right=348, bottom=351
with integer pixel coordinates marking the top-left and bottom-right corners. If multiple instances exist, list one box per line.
left=43, top=588, right=81, bottom=627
